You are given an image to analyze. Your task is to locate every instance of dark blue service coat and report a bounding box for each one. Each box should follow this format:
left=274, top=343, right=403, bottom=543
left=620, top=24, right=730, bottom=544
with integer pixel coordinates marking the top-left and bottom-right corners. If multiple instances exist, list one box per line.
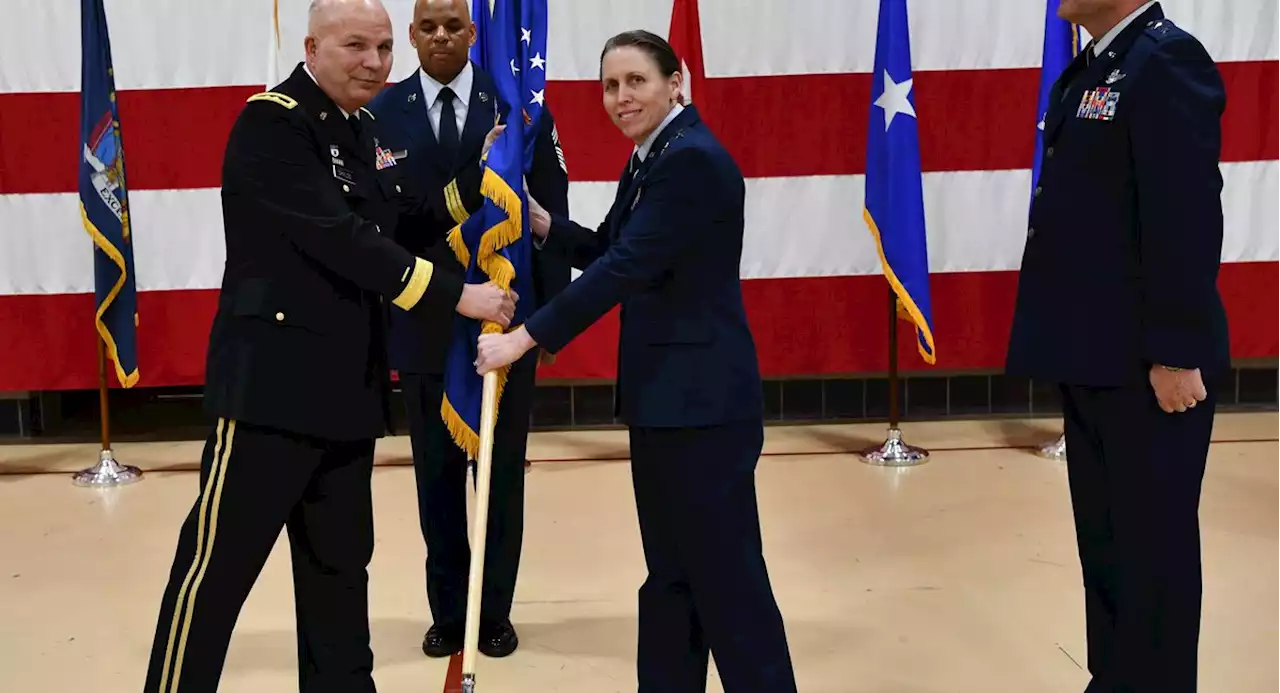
left=1006, top=3, right=1230, bottom=386
left=524, top=105, right=764, bottom=428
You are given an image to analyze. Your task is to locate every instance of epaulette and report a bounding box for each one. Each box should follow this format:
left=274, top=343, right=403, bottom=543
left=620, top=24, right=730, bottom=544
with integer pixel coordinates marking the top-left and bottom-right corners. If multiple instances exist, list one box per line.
left=245, top=91, right=298, bottom=109
left=359, top=106, right=376, bottom=120
left=1143, top=18, right=1178, bottom=41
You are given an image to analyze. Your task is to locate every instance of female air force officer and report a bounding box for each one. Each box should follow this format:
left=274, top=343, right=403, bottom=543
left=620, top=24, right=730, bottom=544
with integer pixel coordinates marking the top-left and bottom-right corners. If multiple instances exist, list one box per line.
left=474, top=30, right=797, bottom=693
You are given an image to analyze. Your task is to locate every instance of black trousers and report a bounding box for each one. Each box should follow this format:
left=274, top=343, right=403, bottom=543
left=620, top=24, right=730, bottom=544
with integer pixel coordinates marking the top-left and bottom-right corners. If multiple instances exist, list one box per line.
left=1060, top=382, right=1216, bottom=693
left=144, top=418, right=377, bottom=693
left=628, top=420, right=797, bottom=693
left=400, top=349, right=536, bottom=628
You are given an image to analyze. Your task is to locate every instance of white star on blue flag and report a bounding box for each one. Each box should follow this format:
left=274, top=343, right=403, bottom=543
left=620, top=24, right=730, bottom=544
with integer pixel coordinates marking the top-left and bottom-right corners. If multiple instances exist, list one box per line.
left=863, top=0, right=935, bottom=364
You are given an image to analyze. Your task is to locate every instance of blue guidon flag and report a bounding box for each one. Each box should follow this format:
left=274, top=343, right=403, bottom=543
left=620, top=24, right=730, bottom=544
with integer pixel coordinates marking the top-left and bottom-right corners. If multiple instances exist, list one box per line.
left=469, top=0, right=492, bottom=72
left=864, top=0, right=936, bottom=364
left=1034, top=0, right=1082, bottom=196
left=441, top=0, right=547, bottom=458
left=80, top=0, right=140, bottom=388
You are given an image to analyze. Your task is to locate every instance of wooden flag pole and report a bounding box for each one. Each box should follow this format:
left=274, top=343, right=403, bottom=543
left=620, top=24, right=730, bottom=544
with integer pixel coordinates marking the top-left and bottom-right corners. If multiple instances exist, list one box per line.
left=887, top=286, right=901, bottom=428
left=98, top=334, right=112, bottom=453
left=857, top=286, right=930, bottom=466
left=72, top=332, right=142, bottom=487
left=444, top=370, right=500, bottom=692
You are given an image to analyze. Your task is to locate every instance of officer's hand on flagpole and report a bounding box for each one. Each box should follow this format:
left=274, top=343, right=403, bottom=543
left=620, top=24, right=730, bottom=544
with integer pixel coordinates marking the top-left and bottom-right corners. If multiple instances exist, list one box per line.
left=456, top=282, right=515, bottom=327
left=476, top=326, right=536, bottom=375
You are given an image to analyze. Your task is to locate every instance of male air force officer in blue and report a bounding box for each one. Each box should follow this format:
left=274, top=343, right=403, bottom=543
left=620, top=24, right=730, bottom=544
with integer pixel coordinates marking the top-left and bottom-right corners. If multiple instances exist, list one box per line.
left=1006, top=1, right=1229, bottom=691
left=366, top=0, right=570, bottom=659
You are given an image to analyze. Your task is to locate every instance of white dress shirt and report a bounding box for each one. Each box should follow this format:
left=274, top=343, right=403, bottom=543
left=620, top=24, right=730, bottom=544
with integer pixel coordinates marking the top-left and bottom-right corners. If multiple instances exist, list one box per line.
left=419, top=62, right=473, bottom=140
left=1092, top=0, right=1158, bottom=55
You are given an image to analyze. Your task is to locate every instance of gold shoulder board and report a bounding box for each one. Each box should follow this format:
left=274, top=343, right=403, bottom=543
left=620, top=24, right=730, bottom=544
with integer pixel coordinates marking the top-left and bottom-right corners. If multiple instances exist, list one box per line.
left=246, top=91, right=298, bottom=109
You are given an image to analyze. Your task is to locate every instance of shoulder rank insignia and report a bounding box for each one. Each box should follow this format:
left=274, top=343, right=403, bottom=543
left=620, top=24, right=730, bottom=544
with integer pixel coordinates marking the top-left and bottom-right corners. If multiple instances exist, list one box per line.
left=246, top=91, right=297, bottom=109
left=654, top=128, right=684, bottom=160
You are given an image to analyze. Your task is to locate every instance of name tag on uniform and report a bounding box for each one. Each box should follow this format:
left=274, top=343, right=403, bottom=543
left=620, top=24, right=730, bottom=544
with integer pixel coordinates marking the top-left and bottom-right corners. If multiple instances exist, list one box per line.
left=333, top=165, right=355, bottom=185
left=1077, top=87, right=1120, bottom=121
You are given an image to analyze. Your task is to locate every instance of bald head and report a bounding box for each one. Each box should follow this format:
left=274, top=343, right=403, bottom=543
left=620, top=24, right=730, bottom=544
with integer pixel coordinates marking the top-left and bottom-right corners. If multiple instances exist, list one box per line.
left=304, top=0, right=394, bottom=112
left=412, top=0, right=472, bottom=22
left=309, top=0, right=390, bottom=34
left=410, top=0, right=475, bottom=83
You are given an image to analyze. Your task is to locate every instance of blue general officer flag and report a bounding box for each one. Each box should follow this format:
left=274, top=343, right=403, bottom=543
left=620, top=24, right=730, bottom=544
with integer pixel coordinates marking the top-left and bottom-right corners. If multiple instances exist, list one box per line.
left=469, top=0, right=491, bottom=72
left=1033, top=0, right=1082, bottom=194
left=864, top=0, right=935, bottom=364
left=80, top=0, right=140, bottom=388
left=519, top=0, right=549, bottom=169
left=441, top=0, right=546, bottom=458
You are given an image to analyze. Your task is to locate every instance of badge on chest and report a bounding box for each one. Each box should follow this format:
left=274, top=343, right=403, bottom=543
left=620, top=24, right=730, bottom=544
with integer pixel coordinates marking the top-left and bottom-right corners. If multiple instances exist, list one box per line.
left=1077, top=86, right=1121, bottom=121
left=374, top=145, right=396, bottom=171
left=329, top=144, right=355, bottom=187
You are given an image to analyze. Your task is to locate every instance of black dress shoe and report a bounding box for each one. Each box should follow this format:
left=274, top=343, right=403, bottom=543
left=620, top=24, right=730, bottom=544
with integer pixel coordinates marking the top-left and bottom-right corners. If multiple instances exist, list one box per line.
left=478, top=620, right=518, bottom=658
left=421, top=623, right=462, bottom=658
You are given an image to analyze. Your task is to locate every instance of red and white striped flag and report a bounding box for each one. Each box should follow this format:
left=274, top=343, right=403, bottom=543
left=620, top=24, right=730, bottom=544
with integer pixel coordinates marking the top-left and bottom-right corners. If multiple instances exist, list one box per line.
left=0, top=0, right=1273, bottom=390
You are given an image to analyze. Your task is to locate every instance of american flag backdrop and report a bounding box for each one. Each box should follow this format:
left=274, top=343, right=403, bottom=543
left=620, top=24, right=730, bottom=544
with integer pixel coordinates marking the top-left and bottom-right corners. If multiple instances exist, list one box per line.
left=0, top=0, right=1275, bottom=391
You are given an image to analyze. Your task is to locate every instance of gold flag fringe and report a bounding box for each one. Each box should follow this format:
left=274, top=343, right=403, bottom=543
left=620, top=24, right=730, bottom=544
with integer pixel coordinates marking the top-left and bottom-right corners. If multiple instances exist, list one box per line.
left=439, top=166, right=526, bottom=459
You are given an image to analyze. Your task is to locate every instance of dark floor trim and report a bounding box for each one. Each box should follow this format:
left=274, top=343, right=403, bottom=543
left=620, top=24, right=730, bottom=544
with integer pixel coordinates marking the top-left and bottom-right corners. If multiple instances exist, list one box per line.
left=3, top=366, right=1275, bottom=443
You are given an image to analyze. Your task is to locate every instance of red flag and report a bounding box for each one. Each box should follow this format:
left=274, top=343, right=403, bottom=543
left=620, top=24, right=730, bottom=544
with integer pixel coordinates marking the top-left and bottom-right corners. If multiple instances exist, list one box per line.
left=667, top=0, right=705, bottom=106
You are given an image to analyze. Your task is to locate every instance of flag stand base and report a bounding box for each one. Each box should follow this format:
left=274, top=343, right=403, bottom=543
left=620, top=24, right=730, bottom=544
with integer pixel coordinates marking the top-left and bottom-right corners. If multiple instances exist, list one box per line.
left=1036, top=434, right=1067, bottom=461
left=73, top=449, right=143, bottom=487
left=858, top=427, right=929, bottom=467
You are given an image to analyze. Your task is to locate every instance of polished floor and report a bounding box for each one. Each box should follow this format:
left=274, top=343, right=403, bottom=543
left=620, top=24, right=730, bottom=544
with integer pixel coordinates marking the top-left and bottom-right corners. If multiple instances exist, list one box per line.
left=0, top=414, right=1275, bottom=692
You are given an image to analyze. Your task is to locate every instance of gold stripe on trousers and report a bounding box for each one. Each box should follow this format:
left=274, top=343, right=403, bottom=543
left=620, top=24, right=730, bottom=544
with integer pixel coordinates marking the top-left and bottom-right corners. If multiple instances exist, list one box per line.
left=157, top=417, right=236, bottom=693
